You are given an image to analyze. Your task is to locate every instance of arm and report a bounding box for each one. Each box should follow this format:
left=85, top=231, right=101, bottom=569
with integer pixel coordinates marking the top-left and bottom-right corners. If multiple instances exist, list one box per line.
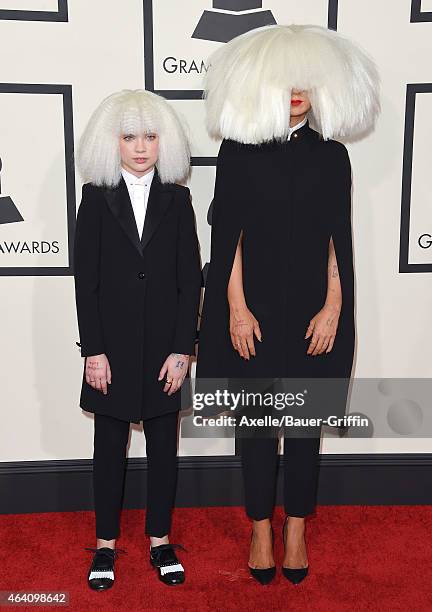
left=329, top=144, right=354, bottom=311
left=325, top=237, right=342, bottom=312
left=73, top=183, right=105, bottom=357
left=73, top=184, right=111, bottom=394
left=227, top=231, right=262, bottom=359
left=171, top=187, right=202, bottom=356
left=227, top=230, right=246, bottom=310
left=305, top=144, right=352, bottom=356
left=159, top=188, right=202, bottom=395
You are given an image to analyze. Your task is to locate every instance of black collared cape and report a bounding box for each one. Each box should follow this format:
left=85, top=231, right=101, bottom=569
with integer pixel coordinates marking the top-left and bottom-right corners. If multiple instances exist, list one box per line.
left=196, top=120, right=355, bottom=423
left=73, top=170, right=202, bottom=423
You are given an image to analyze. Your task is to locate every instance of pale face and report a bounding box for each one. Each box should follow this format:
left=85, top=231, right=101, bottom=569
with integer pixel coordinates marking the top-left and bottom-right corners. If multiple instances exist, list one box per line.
left=119, top=132, right=159, bottom=177
left=290, top=89, right=311, bottom=126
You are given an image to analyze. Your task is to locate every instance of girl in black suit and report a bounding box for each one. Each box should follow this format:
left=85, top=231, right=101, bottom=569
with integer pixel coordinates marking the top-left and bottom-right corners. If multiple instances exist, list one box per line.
left=196, top=25, right=380, bottom=585
left=74, top=89, right=202, bottom=589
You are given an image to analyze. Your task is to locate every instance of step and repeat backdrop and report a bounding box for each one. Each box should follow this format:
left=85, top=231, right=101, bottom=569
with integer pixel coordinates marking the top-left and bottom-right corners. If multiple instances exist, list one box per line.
left=1, top=0, right=431, bottom=461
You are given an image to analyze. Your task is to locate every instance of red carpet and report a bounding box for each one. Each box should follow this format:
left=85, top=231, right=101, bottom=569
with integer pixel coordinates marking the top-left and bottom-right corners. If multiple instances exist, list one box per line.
left=1, top=505, right=431, bottom=611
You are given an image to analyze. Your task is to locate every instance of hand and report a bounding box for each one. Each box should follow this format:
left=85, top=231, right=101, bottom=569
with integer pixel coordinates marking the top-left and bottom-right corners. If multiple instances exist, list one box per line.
left=85, top=353, right=111, bottom=395
left=229, top=306, right=262, bottom=360
left=305, top=303, right=341, bottom=355
left=158, top=353, right=190, bottom=396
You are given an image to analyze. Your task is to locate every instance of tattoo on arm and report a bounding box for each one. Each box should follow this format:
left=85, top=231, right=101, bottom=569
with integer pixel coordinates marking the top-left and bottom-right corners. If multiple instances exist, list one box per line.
left=328, top=238, right=339, bottom=274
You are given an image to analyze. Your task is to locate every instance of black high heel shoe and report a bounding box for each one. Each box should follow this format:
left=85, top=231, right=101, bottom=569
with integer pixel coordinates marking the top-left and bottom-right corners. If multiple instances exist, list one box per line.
left=248, top=524, right=276, bottom=585
left=281, top=516, right=309, bottom=584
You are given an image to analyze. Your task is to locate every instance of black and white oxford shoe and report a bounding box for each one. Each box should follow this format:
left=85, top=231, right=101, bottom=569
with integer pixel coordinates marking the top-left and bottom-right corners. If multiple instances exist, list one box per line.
left=85, top=546, right=126, bottom=591
left=149, top=543, right=186, bottom=586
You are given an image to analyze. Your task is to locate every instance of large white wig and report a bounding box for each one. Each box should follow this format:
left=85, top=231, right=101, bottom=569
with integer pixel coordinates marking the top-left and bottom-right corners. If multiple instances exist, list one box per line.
left=77, top=89, right=190, bottom=187
left=204, top=24, right=380, bottom=144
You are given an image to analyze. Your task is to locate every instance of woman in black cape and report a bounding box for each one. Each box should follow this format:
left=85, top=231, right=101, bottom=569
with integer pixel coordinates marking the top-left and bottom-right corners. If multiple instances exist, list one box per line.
left=196, top=25, right=380, bottom=584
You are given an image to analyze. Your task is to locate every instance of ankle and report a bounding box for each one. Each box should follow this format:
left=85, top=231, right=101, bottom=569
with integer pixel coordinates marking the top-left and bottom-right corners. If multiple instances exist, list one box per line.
left=150, top=534, right=169, bottom=548
left=284, top=516, right=305, bottom=533
left=285, top=515, right=305, bottom=525
left=252, top=518, right=272, bottom=534
left=97, top=538, right=116, bottom=549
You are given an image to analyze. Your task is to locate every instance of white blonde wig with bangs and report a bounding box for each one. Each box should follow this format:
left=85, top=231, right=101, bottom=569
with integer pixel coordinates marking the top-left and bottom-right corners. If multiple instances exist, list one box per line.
left=204, top=24, right=380, bottom=144
left=77, top=89, right=190, bottom=187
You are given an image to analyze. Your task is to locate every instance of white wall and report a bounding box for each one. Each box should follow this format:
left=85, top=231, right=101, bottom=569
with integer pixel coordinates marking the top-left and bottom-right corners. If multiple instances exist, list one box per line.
left=0, top=0, right=431, bottom=461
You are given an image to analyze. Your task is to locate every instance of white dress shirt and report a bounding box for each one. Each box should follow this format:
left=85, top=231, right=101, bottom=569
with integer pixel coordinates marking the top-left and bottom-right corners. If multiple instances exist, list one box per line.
left=121, top=167, right=155, bottom=239
left=287, top=115, right=308, bottom=140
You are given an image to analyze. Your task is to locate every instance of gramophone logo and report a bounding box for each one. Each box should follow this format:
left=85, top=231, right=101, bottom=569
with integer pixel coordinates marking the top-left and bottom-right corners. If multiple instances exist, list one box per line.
left=143, top=0, right=278, bottom=96
left=0, top=158, right=24, bottom=225
left=192, top=0, right=276, bottom=43
left=145, top=0, right=335, bottom=96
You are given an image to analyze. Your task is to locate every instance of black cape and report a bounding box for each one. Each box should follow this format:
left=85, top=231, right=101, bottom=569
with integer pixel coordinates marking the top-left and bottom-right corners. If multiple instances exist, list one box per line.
left=196, top=120, right=355, bottom=424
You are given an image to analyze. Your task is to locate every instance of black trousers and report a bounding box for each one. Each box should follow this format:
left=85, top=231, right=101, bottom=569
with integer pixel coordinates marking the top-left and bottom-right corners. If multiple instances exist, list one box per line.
left=238, top=423, right=322, bottom=520
left=93, top=410, right=179, bottom=540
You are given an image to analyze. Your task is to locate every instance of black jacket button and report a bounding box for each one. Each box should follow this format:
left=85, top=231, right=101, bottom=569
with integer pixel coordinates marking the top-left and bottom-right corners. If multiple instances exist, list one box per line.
left=138, top=272, right=145, bottom=279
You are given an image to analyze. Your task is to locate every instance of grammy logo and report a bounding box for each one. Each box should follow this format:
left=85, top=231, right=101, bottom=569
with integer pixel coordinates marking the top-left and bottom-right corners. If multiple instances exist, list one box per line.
left=192, top=0, right=276, bottom=44
left=0, top=157, right=24, bottom=225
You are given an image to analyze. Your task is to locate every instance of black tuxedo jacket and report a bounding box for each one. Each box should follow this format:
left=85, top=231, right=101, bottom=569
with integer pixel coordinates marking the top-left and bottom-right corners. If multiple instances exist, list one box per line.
left=73, top=170, right=202, bottom=422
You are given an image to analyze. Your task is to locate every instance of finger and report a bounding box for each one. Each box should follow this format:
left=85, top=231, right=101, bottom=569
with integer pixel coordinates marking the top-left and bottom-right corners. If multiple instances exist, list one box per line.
left=169, top=382, right=180, bottom=396
left=236, top=336, right=245, bottom=358
left=246, top=334, right=256, bottom=357
left=253, top=323, right=262, bottom=342
left=85, top=366, right=93, bottom=385
left=101, top=378, right=108, bottom=395
left=230, top=333, right=238, bottom=352
left=159, top=362, right=168, bottom=381
left=164, top=368, right=175, bottom=392
left=326, top=336, right=335, bottom=353
left=307, top=333, right=319, bottom=355
left=178, top=376, right=186, bottom=388
left=107, top=362, right=112, bottom=385
left=312, top=335, right=325, bottom=355
left=306, top=336, right=316, bottom=354
left=314, top=337, right=327, bottom=355
left=95, top=377, right=102, bottom=391
left=168, top=378, right=180, bottom=395
left=240, top=337, right=250, bottom=360
left=305, top=321, right=315, bottom=339
left=320, top=336, right=331, bottom=354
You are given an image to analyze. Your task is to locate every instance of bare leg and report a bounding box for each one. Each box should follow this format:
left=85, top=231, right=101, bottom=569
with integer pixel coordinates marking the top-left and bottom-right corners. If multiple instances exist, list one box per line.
left=283, top=516, right=308, bottom=569
left=248, top=518, right=275, bottom=569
